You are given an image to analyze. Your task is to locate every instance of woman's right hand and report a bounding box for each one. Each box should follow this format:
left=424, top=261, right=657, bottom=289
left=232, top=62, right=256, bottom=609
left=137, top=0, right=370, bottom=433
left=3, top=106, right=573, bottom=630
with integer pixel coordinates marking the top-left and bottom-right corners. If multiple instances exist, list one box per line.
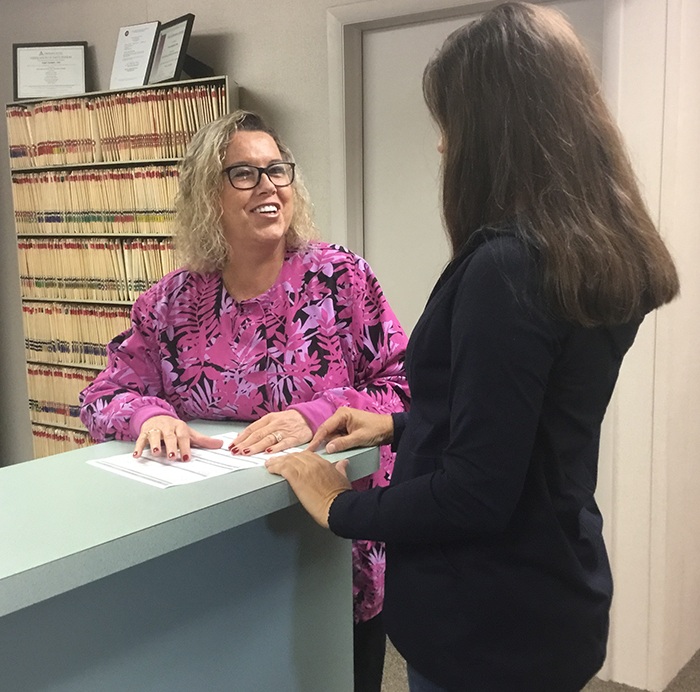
left=133, top=415, right=222, bottom=461
left=307, top=407, right=394, bottom=454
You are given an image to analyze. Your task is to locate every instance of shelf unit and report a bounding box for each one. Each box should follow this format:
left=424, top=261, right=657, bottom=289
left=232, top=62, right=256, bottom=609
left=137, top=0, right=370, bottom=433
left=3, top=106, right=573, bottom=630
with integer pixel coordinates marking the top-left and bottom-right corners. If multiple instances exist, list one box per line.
left=5, top=76, right=232, bottom=457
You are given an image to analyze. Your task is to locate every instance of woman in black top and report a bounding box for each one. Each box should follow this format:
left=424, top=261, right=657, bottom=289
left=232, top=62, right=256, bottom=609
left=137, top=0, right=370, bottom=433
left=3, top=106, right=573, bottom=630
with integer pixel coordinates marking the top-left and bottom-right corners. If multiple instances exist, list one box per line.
left=266, top=3, right=680, bottom=690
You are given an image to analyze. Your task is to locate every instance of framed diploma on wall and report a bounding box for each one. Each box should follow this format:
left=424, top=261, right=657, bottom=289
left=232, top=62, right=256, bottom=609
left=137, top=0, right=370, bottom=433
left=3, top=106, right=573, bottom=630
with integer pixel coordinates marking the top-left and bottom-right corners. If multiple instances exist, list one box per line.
left=13, top=42, right=88, bottom=101
left=109, top=21, right=160, bottom=90
left=147, top=14, right=195, bottom=84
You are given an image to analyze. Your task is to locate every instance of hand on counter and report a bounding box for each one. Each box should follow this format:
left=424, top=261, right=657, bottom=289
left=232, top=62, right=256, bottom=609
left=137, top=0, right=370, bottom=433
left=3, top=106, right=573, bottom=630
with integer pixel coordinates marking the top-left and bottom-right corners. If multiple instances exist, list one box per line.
left=307, top=407, right=394, bottom=454
left=265, top=451, right=352, bottom=528
left=229, top=410, right=312, bottom=456
left=134, top=415, right=222, bottom=461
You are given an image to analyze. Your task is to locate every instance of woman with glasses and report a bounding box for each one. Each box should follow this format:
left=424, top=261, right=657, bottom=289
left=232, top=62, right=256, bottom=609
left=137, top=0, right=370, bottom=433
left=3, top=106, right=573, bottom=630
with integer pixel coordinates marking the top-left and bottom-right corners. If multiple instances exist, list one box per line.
left=80, top=110, right=409, bottom=692
left=264, top=3, right=680, bottom=691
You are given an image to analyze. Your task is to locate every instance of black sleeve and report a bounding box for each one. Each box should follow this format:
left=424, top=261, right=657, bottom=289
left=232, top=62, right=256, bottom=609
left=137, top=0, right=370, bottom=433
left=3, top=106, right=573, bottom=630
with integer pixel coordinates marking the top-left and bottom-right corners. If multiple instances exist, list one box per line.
left=390, top=412, right=408, bottom=452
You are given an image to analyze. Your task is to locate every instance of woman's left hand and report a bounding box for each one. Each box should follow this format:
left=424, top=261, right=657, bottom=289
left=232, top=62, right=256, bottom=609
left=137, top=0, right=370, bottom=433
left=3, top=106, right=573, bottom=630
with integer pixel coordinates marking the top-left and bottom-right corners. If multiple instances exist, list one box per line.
left=230, top=410, right=313, bottom=455
left=265, top=451, right=352, bottom=528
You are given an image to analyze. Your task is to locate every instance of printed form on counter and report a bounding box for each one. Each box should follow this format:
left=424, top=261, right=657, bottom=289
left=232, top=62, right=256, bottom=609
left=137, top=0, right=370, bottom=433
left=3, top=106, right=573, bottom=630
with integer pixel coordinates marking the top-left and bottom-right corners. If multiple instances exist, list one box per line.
left=88, top=432, right=302, bottom=488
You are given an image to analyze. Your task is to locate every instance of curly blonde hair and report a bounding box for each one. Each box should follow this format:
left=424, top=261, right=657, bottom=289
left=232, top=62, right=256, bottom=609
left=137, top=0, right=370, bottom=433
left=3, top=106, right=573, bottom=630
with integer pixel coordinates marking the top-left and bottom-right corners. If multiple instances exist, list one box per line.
left=175, top=110, right=319, bottom=273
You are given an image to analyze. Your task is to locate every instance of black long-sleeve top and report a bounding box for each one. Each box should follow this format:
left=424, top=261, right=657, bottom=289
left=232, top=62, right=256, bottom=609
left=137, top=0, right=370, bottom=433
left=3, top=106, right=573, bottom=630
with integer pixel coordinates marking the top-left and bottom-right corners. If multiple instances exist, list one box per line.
left=329, top=227, right=642, bottom=691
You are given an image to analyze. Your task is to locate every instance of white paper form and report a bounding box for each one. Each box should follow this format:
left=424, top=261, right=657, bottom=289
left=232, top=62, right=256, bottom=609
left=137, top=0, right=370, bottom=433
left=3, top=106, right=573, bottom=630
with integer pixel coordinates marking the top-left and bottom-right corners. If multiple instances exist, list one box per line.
left=88, top=433, right=302, bottom=488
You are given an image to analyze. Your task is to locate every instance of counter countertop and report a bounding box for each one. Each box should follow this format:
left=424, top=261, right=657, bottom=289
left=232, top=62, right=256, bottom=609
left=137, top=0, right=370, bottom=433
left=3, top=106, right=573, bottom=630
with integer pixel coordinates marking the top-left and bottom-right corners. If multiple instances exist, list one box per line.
left=0, top=420, right=378, bottom=617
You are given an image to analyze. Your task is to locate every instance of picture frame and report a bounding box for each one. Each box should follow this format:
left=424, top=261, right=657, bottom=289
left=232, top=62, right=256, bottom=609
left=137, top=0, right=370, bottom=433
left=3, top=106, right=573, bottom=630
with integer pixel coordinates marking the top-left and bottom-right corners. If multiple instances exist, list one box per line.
left=13, top=42, right=87, bottom=101
left=109, top=21, right=160, bottom=90
left=147, top=13, right=195, bottom=84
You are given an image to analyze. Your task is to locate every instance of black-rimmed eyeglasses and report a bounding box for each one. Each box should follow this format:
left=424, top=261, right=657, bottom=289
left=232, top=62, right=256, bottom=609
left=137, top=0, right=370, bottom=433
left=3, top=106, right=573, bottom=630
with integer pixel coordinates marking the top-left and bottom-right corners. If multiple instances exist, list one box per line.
left=222, top=162, right=296, bottom=190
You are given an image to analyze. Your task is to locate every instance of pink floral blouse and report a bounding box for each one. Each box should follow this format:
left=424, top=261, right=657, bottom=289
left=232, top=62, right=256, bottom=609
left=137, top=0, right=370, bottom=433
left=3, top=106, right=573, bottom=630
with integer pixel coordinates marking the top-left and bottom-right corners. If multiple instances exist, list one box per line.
left=79, top=241, right=409, bottom=623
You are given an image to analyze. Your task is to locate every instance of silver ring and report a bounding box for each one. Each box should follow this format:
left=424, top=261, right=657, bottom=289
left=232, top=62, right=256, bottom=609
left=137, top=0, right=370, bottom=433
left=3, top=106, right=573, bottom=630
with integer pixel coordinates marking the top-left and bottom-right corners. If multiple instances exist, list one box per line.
left=271, top=431, right=283, bottom=444
left=146, top=428, right=161, bottom=436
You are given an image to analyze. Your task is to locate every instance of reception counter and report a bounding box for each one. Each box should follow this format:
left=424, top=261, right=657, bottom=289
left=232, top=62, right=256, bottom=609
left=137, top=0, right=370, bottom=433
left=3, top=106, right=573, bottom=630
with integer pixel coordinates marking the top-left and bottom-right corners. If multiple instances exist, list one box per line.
left=0, top=421, right=379, bottom=691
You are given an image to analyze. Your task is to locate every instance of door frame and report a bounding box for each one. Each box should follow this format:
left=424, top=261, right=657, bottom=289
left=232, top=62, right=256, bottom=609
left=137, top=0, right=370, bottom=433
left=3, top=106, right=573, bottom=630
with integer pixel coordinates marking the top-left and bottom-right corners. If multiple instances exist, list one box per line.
left=327, top=0, right=500, bottom=252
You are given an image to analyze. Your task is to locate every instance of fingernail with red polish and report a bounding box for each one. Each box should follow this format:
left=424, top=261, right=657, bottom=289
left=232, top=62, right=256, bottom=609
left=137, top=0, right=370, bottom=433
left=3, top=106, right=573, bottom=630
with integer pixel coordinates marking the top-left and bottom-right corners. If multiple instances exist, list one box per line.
left=152, top=447, right=160, bottom=454
left=182, top=454, right=190, bottom=462
left=168, top=452, right=175, bottom=459
left=132, top=451, right=138, bottom=457
left=266, top=448, right=273, bottom=453
left=243, top=449, right=250, bottom=455
left=231, top=447, right=240, bottom=455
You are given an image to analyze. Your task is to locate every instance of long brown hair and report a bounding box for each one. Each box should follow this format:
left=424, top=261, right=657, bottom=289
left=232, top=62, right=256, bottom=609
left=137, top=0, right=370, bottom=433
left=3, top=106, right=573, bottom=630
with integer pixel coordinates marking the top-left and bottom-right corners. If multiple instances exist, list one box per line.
left=423, top=2, right=679, bottom=326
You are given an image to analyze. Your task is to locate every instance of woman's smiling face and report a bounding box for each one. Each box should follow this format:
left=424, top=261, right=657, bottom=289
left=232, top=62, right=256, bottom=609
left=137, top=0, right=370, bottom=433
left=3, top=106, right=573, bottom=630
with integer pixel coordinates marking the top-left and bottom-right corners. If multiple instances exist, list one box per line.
left=220, top=130, right=294, bottom=252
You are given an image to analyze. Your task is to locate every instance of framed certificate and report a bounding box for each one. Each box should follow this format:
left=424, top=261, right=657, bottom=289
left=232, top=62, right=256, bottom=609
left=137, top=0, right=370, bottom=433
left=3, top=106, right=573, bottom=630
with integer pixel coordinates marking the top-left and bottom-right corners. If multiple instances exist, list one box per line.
left=109, top=21, right=160, bottom=90
left=13, top=42, right=87, bottom=101
left=147, top=14, right=195, bottom=84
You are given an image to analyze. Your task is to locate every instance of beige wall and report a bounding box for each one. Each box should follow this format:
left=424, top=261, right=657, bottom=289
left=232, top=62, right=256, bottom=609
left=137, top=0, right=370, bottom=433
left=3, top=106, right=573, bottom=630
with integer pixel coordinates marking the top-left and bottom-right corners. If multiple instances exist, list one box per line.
left=651, top=0, right=700, bottom=687
left=1, top=1, right=699, bottom=690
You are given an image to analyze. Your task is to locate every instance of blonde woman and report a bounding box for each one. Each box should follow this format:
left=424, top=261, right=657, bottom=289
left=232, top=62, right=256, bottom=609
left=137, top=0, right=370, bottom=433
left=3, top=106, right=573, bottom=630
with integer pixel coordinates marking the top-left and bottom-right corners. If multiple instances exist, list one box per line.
left=80, top=110, right=409, bottom=692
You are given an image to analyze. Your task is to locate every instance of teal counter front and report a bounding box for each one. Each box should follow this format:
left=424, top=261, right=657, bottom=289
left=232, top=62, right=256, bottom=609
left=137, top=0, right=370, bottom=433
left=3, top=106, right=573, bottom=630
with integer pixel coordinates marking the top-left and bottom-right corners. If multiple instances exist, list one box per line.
left=0, top=421, right=379, bottom=691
